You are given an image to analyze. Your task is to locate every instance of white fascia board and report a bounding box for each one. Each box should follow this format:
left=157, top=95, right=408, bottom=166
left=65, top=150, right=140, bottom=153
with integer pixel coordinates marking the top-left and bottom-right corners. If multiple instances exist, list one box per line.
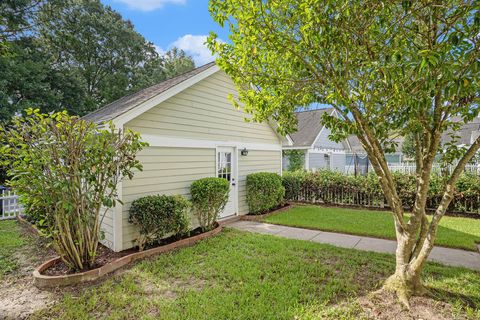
left=141, top=134, right=282, bottom=151
left=112, top=65, right=221, bottom=127
left=282, top=146, right=310, bottom=150
left=309, top=148, right=346, bottom=154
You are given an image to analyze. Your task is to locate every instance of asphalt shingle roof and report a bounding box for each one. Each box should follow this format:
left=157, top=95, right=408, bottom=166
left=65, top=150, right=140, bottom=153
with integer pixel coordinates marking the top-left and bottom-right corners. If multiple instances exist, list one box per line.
left=289, top=108, right=334, bottom=147
left=83, top=62, right=217, bottom=123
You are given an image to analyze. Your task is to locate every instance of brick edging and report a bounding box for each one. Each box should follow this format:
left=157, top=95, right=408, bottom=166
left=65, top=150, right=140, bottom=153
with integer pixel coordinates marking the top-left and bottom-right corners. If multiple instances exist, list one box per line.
left=33, top=225, right=223, bottom=289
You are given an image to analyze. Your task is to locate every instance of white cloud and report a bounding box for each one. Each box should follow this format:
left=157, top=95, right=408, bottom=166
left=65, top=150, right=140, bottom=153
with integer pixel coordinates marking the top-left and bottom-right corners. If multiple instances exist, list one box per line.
left=153, top=45, right=165, bottom=56
left=114, top=0, right=186, bottom=11
left=170, top=34, right=220, bottom=66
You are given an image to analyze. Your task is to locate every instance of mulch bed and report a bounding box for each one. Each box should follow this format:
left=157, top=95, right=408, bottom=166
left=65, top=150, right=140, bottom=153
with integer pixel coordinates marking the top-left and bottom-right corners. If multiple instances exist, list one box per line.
left=41, top=226, right=214, bottom=277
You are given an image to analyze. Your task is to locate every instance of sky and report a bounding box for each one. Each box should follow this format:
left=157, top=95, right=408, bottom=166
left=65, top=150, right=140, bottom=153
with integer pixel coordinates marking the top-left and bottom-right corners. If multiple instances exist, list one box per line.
left=100, top=0, right=229, bottom=66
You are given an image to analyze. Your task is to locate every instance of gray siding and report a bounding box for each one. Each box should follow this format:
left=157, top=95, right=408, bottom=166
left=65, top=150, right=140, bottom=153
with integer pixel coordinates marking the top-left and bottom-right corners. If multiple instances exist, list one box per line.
left=330, top=153, right=346, bottom=172
left=309, top=153, right=327, bottom=169
left=313, top=126, right=346, bottom=150
left=309, top=152, right=346, bottom=172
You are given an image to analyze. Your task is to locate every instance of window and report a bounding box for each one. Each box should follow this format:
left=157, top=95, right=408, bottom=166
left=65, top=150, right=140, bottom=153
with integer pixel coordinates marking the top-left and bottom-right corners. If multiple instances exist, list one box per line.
left=217, top=151, right=232, bottom=182
left=324, top=154, right=331, bottom=169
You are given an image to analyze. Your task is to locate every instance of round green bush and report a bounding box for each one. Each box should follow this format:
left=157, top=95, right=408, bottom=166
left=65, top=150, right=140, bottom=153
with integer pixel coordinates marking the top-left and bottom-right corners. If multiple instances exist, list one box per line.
left=190, top=177, right=230, bottom=231
left=129, top=194, right=190, bottom=250
left=246, top=172, right=285, bottom=214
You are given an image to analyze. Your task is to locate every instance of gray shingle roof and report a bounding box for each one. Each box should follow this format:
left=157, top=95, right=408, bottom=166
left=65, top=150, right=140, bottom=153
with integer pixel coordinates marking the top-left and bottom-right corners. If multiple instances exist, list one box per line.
left=289, top=108, right=334, bottom=147
left=83, top=62, right=217, bottom=123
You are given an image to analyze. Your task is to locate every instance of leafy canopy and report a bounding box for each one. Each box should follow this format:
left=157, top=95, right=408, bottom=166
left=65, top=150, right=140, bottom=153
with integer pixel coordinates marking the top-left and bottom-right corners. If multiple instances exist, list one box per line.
left=0, top=0, right=195, bottom=123
left=208, top=0, right=480, bottom=160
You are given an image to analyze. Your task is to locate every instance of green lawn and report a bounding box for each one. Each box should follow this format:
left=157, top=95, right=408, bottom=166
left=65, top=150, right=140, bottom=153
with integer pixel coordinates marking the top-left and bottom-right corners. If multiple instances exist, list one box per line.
left=0, top=220, right=26, bottom=278
left=264, top=205, right=480, bottom=251
left=34, top=229, right=480, bottom=320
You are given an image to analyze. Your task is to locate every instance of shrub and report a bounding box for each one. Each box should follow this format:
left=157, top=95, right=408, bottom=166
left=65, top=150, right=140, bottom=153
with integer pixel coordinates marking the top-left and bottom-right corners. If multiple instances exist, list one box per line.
left=282, top=169, right=480, bottom=215
left=190, top=177, right=230, bottom=231
left=283, top=150, right=304, bottom=171
left=0, top=109, right=146, bottom=271
left=246, top=172, right=285, bottom=214
left=282, top=171, right=306, bottom=201
left=129, top=195, right=190, bottom=250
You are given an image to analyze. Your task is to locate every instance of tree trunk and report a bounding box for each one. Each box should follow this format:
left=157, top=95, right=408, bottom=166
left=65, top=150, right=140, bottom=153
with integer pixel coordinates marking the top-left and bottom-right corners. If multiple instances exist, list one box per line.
left=382, top=233, right=429, bottom=308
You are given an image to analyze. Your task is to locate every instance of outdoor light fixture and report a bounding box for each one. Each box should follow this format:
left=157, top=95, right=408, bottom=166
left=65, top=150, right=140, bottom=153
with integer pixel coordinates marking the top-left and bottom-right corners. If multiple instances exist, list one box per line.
left=241, top=148, right=249, bottom=156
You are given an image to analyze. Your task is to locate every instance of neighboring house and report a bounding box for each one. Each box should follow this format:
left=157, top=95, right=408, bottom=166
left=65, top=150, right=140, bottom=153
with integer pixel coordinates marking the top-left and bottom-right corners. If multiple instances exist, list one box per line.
left=84, top=62, right=289, bottom=252
left=282, top=108, right=404, bottom=173
left=441, top=116, right=480, bottom=147
left=282, top=108, right=351, bottom=172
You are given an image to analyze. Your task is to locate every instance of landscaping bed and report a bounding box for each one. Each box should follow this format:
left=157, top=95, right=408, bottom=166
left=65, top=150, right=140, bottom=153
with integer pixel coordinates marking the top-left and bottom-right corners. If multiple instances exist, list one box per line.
left=263, top=204, right=480, bottom=251
left=32, top=229, right=480, bottom=320
left=34, top=224, right=223, bottom=288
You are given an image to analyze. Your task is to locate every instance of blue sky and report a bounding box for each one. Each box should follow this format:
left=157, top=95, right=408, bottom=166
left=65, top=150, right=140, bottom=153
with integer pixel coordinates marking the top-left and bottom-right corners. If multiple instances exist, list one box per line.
left=101, top=0, right=229, bottom=66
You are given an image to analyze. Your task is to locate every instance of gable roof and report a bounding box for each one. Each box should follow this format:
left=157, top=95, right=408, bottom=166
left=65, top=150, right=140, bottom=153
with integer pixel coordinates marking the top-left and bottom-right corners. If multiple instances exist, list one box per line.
left=83, top=62, right=217, bottom=124
left=288, top=108, right=334, bottom=147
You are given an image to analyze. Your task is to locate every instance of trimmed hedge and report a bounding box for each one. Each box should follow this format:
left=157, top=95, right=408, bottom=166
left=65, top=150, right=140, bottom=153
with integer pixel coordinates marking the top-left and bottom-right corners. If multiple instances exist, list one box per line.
left=129, top=195, right=190, bottom=250
left=282, top=170, right=480, bottom=215
left=191, top=177, right=230, bottom=231
left=246, top=172, right=285, bottom=214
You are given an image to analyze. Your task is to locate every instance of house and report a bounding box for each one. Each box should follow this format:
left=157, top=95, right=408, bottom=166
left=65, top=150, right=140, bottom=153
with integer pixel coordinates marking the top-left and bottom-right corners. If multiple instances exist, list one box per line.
left=282, top=108, right=404, bottom=173
left=84, top=62, right=289, bottom=252
left=282, top=108, right=351, bottom=172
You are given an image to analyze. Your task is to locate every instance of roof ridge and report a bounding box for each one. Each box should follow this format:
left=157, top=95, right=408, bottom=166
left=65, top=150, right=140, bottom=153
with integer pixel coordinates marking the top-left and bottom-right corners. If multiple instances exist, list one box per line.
left=295, top=107, right=334, bottom=114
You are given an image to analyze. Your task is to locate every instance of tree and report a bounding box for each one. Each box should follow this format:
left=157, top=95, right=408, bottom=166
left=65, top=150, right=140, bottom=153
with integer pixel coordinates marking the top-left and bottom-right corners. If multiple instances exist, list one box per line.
left=132, top=47, right=195, bottom=91
left=0, top=0, right=195, bottom=123
left=208, top=0, right=480, bottom=306
left=0, top=0, right=46, bottom=55
left=36, top=0, right=159, bottom=114
left=401, top=133, right=417, bottom=161
left=0, top=37, right=86, bottom=123
left=0, top=109, right=146, bottom=270
left=283, top=150, right=305, bottom=171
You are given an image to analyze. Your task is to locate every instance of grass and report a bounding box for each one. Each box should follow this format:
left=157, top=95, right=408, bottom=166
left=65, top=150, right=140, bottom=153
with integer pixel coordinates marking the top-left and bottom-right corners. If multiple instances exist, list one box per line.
left=0, top=220, right=26, bottom=278
left=34, top=229, right=480, bottom=320
left=264, top=205, right=480, bottom=251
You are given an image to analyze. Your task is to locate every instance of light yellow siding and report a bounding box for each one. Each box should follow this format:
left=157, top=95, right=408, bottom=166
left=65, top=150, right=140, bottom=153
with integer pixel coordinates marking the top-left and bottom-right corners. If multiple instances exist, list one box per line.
left=125, top=71, right=280, bottom=144
left=99, top=207, right=114, bottom=249
left=121, top=147, right=215, bottom=250
left=237, top=150, right=282, bottom=214
left=117, top=70, right=283, bottom=250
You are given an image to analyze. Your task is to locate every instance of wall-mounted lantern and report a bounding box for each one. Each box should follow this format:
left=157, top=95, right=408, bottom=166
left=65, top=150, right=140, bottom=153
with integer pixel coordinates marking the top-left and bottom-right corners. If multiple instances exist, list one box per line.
left=241, top=148, right=249, bottom=156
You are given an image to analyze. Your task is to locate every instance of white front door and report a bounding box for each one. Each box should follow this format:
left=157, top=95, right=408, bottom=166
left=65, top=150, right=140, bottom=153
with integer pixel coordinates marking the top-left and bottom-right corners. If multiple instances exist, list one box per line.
left=217, top=147, right=237, bottom=218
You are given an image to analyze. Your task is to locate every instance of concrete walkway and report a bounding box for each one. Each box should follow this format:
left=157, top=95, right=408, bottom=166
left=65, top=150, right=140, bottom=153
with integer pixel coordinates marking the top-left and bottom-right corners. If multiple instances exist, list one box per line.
left=228, top=220, right=480, bottom=271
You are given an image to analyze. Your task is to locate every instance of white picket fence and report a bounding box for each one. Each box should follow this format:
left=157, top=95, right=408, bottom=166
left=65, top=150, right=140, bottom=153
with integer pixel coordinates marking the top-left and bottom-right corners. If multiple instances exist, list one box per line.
left=388, top=163, right=480, bottom=175
left=0, top=189, right=23, bottom=220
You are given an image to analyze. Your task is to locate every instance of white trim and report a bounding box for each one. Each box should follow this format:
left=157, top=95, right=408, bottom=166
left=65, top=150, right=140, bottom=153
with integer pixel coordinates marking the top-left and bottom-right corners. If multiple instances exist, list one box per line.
left=285, top=134, right=294, bottom=146
left=141, top=134, right=282, bottom=151
left=113, top=65, right=221, bottom=127
left=283, top=146, right=310, bottom=150
left=309, top=148, right=346, bottom=154
left=305, top=149, right=310, bottom=170
left=216, top=146, right=238, bottom=218
left=113, top=176, right=123, bottom=252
